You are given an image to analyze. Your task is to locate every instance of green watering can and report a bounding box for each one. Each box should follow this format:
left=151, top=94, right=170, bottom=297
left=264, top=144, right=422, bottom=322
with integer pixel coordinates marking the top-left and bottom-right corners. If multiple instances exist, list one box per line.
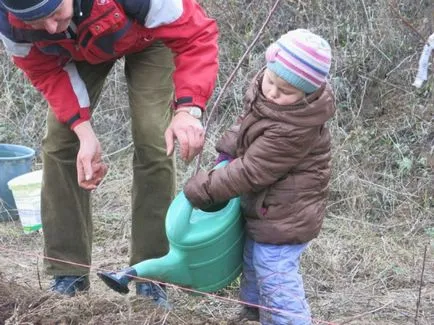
left=97, top=162, right=244, bottom=294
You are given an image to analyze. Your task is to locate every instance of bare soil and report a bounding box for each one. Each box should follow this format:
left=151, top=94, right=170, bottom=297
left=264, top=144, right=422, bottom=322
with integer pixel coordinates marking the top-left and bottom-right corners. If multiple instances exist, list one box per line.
left=1, top=210, right=434, bottom=324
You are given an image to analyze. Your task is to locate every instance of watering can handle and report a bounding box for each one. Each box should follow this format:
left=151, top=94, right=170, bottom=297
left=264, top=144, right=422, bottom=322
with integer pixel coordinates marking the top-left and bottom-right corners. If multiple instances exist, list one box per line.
left=167, top=160, right=230, bottom=239
left=166, top=191, right=193, bottom=240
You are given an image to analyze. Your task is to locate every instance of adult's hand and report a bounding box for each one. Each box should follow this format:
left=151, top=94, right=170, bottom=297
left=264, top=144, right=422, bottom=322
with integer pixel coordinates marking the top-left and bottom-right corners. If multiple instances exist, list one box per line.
left=165, top=111, right=205, bottom=162
left=73, top=121, right=108, bottom=190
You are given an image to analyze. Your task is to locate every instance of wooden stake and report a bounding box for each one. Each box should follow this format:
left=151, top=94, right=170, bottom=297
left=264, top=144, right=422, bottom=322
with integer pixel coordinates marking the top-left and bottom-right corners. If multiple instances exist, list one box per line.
left=414, top=245, right=428, bottom=325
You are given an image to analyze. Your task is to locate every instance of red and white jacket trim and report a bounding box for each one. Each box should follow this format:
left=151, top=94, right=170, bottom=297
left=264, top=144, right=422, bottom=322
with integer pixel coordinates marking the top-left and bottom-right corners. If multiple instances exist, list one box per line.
left=0, top=0, right=218, bottom=129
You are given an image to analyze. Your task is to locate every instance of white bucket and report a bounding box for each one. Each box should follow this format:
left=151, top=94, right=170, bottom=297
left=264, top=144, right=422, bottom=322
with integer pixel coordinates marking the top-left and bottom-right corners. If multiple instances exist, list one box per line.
left=7, top=170, right=42, bottom=234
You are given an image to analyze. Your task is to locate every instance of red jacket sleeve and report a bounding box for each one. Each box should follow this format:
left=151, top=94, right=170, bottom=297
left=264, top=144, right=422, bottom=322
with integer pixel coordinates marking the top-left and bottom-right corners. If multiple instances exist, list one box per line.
left=153, top=0, right=218, bottom=109
left=12, top=47, right=90, bottom=129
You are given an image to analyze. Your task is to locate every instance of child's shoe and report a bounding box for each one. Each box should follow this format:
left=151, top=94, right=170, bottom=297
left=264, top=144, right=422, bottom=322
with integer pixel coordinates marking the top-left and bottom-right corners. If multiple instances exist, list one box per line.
left=238, top=306, right=260, bottom=321
left=136, top=282, right=172, bottom=310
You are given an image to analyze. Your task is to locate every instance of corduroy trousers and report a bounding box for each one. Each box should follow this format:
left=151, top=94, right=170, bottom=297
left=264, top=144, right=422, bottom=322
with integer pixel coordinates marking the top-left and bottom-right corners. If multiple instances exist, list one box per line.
left=41, top=42, right=175, bottom=276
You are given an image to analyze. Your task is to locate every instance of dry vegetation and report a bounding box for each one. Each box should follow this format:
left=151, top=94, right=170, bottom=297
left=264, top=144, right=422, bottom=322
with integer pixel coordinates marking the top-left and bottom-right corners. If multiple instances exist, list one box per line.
left=0, top=0, right=433, bottom=324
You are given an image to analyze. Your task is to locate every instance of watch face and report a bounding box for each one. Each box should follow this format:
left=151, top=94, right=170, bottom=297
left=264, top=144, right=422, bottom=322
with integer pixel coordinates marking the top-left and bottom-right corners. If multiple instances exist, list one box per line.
left=190, top=107, right=202, bottom=118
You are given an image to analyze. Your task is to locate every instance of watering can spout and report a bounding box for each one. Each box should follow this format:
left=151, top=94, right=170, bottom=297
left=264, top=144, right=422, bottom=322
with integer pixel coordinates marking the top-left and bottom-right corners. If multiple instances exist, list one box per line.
left=98, top=249, right=188, bottom=294
left=97, top=266, right=137, bottom=294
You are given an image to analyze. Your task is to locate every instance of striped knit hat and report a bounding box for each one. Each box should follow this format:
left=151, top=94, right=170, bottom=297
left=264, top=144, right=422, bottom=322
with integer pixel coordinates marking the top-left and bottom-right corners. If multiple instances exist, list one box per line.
left=0, top=0, right=63, bottom=21
left=266, top=29, right=332, bottom=94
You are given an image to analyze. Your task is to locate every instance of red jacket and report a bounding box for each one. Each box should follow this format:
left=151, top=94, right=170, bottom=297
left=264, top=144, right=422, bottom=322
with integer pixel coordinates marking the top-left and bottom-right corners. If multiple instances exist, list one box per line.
left=0, top=0, right=218, bottom=128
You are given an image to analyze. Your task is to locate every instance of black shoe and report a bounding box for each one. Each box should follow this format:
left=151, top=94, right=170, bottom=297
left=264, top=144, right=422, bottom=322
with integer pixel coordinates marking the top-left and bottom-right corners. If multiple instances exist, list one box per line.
left=51, top=275, right=89, bottom=297
left=239, top=306, right=260, bottom=321
left=136, top=282, right=172, bottom=310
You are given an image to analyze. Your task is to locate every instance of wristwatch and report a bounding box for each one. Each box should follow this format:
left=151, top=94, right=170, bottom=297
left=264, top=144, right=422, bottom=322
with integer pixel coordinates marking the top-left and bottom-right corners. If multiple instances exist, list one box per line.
left=175, top=106, right=203, bottom=119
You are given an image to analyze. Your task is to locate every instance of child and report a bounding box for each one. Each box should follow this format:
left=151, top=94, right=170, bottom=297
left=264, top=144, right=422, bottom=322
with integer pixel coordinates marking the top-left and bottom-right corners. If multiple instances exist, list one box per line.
left=184, top=29, right=335, bottom=325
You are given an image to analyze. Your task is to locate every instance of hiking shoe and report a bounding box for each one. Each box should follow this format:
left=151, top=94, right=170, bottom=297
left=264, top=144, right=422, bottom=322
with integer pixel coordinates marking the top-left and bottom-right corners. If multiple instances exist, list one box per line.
left=136, top=282, right=172, bottom=310
left=239, top=306, right=260, bottom=321
left=51, top=275, right=89, bottom=297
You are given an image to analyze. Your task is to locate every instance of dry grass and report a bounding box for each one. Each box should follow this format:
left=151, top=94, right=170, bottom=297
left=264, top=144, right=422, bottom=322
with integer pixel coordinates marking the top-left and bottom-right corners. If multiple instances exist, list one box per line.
left=0, top=0, right=433, bottom=324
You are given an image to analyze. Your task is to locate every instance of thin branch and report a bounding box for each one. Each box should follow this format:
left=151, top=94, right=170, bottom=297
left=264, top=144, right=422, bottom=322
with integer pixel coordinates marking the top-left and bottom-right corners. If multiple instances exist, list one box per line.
left=429, top=0, right=433, bottom=35
left=36, top=256, right=42, bottom=290
left=430, top=1, right=434, bottom=105
left=103, top=142, right=133, bottom=158
left=414, top=245, right=428, bottom=325
left=194, top=0, right=283, bottom=174
left=388, top=0, right=426, bottom=43
left=337, top=302, right=393, bottom=324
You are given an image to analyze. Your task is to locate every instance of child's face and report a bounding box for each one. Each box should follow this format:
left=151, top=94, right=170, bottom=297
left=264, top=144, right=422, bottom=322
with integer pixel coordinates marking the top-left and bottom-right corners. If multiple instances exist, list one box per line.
left=261, top=69, right=305, bottom=105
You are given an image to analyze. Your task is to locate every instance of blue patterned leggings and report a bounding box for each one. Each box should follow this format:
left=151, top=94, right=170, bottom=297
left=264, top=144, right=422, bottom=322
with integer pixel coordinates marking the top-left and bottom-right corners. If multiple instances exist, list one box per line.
left=240, top=236, right=311, bottom=325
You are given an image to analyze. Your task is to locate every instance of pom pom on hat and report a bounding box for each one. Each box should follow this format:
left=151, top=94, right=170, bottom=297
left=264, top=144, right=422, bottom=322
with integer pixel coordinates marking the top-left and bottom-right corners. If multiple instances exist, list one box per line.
left=0, top=0, right=63, bottom=21
left=266, top=29, right=332, bottom=94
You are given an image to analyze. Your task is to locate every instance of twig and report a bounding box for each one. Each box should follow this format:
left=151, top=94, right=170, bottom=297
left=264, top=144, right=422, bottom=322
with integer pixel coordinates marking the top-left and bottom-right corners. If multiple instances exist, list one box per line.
left=429, top=0, right=434, bottom=35
left=194, top=0, right=283, bottom=174
left=327, top=212, right=408, bottom=229
left=430, top=1, right=434, bottom=106
left=358, top=74, right=411, bottom=94
left=36, top=256, right=42, bottom=290
left=103, top=142, right=133, bottom=158
left=354, top=79, right=368, bottom=122
left=388, top=0, right=426, bottom=43
left=414, top=245, right=428, bottom=325
left=337, top=302, right=393, bottom=324
left=385, top=54, right=415, bottom=77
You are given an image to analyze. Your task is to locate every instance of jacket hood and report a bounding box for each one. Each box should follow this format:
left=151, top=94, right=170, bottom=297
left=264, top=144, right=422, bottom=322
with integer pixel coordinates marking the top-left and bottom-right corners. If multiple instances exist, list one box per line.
left=246, top=68, right=335, bottom=127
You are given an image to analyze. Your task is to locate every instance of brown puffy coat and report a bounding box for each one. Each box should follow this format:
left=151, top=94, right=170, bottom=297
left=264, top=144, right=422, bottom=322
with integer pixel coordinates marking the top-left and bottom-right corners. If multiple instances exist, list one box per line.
left=184, top=69, right=336, bottom=244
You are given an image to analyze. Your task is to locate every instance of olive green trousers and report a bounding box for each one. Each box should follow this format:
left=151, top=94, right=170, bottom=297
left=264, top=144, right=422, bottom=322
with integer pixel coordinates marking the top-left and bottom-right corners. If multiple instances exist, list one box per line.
left=41, top=42, right=175, bottom=276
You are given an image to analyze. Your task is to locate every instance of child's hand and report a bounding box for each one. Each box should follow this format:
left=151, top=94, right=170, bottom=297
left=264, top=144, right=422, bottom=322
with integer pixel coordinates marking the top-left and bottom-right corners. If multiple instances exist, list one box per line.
left=200, top=201, right=229, bottom=212
left=214, top=152, right=234, bottom=165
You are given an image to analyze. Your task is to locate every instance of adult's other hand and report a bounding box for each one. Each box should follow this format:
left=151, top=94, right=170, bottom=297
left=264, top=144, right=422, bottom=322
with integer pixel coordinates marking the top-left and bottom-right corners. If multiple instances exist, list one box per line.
left=74, top=121, right=108, bottom=190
